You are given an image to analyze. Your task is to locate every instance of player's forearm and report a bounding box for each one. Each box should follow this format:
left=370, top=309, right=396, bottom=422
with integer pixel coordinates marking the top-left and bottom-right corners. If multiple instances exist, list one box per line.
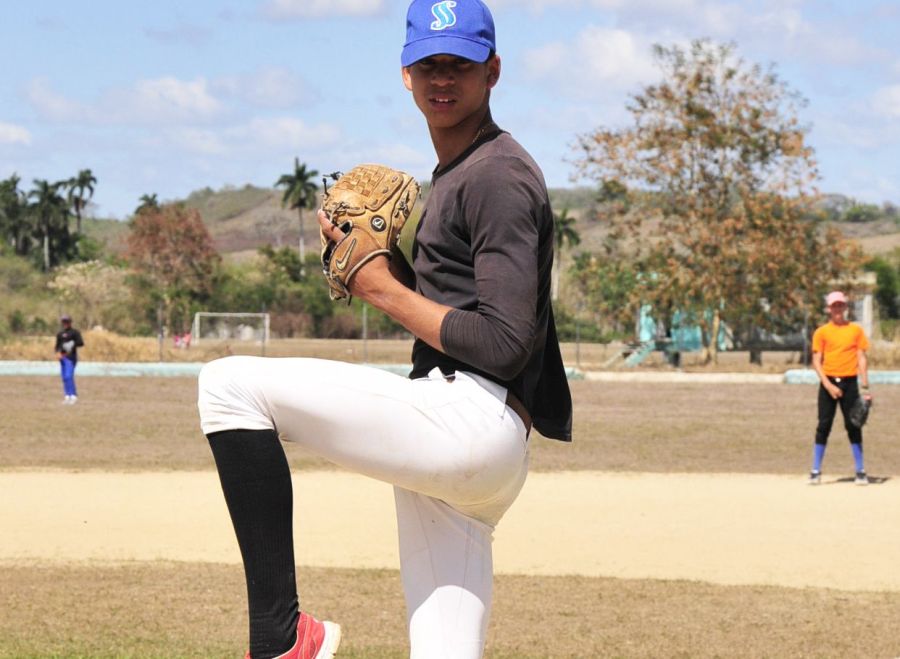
left=354, top=265, right=449, bottom=351
left=812, top=353, right=827, bottom=384
left=858, top=352, right=869, bottom=387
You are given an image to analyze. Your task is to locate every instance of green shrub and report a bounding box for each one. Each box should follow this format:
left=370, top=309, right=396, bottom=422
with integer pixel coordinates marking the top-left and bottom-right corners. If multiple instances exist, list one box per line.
left=554, top=307, right=622, bottom=343
left=8, top=310, right=26, bottom=333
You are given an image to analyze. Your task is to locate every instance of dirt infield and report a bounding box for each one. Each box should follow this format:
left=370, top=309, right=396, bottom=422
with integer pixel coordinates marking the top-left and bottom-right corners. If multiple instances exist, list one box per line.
left=3, top=469, right=898, bottom=593
left=3, top=373, right=900, bottom=657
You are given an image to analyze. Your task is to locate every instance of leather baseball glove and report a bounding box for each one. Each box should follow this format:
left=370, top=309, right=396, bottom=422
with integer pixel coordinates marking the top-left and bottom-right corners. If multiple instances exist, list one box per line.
left=320, top=164, right=420, bottom=301
left=848, top=396, right=871, bottom=429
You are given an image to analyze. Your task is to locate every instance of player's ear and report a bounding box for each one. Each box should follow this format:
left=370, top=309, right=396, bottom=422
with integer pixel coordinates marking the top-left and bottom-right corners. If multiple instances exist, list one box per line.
left=486, top=54, right=501, bottom=89
left=402, top=66, right=413, bottom=91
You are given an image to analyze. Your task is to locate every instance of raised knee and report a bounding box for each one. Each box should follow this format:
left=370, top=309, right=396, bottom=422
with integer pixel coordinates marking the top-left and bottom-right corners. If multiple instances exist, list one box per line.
left=199, top=356, right=248, bottom=390
left=199, top=358, right=228, bottom=396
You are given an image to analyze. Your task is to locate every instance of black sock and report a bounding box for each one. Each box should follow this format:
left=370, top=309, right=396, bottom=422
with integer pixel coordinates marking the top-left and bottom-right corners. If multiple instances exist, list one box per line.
left=207, top=429, right=299, bottom=658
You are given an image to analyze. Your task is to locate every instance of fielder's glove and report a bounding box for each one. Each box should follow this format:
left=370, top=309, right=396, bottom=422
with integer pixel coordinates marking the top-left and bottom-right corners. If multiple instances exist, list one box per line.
left=320, top=164, right=420, bottom=301
left=848, top=396, right=871, bottom=429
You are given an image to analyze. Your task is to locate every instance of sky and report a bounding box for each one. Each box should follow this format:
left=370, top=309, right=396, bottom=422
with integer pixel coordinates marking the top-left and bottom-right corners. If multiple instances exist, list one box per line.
left=1, top=0, right=898, bottom=220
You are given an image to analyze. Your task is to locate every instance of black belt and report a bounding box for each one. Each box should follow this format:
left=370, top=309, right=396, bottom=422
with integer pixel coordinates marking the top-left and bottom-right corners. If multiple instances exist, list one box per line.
left=505, top=391, right=532, bottom=435
left=828, top=375, right=857, bottom=383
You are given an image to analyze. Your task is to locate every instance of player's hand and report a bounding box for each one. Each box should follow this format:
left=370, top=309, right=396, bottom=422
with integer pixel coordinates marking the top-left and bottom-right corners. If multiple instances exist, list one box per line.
left=317, top=207, right=400, bottom=300
left=826, top=382, right=842, bottom=399
left=318, top=208, right=346, bottom=244
left=346, top=254, right=394, bottom=300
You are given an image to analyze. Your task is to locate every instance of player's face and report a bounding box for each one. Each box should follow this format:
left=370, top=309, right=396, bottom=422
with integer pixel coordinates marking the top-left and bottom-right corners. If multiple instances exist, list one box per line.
left=402, top=54, right=500, bottom=130
left=828, top=302, right=847, bottom=321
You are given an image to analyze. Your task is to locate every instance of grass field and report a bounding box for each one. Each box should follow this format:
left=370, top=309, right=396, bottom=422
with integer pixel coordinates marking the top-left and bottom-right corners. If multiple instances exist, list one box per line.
left=2, top=364, right=900, bottom=657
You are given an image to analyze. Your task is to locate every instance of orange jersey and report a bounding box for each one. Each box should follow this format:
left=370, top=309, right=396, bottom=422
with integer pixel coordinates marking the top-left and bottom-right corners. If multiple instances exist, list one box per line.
left=812, top=321, right=870, bottom=377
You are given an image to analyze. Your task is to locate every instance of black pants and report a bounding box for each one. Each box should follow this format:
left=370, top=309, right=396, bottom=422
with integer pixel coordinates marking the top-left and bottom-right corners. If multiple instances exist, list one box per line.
left=816, top=376, right=862, bottom=445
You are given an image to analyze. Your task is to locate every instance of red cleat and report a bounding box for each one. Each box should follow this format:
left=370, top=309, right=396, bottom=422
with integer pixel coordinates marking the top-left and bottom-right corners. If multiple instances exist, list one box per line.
left=244, top=612, right=342, bottom=659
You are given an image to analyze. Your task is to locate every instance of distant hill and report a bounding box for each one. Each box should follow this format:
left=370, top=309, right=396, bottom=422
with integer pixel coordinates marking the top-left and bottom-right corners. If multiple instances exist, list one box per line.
left=82, top=185, right=300, bottom=258
left=181, top=184, right=298, bottom=255
left=83, top=184, right=900, bottom=260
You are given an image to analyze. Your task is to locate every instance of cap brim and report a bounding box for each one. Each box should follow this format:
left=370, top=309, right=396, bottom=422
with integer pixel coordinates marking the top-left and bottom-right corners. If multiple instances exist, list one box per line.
left=401, top=36, right=491, bottom=66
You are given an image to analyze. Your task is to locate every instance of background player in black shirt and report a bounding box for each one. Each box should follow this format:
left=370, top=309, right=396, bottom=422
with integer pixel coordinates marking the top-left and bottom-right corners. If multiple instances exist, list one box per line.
left=55, top=314, right=84, bottom=405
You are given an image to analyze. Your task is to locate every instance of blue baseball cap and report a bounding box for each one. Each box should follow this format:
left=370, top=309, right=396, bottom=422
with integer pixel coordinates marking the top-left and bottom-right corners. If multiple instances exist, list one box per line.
left=401, top=0, right=496, bottom=67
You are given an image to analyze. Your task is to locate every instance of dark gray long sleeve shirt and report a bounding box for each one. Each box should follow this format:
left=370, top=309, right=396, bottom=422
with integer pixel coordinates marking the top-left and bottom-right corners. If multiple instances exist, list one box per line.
left=409, top=124, right=572, bottom=441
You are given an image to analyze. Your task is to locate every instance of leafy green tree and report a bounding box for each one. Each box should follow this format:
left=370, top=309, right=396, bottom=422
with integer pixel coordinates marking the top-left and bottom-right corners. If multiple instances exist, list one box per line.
left=275, top=158, right=319, bottom=264
left=66, top=169, right=97, bottom=235
left=28, top=179, right=71, bottom=271
left=865, top=256, right=900, bottom=320
left=570, top=251, right=640, bottom=336
left=258, top=247, right=335, bottom=336
left=259, top=243, right=304, bottom=283
left=573, top=39, right=864, bottom=362
left=0, top=174, right=32, bottom=256
left=883, top=202, right=899, bottom=222
left=843, top=203, right=881, bottom=223
left=552, top=206, right=581, bottom=301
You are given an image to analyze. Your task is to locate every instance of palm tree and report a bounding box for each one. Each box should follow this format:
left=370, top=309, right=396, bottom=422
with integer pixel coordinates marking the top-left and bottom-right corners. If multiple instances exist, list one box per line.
left=28, top=179, right=69, bottom=271
left=552, top=207, right=581, bottom=301
left=66, top=168, right=97, bottom=234
left=0, top=174, right=31, bottom=255
left=136, top=193, right=160, bottom=215
left=275, top=158, right=319, bottom=264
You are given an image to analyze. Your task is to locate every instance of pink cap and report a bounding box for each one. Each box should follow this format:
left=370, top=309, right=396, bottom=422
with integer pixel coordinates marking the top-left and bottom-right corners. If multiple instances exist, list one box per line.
left=825, top=291, right=848, bottom=307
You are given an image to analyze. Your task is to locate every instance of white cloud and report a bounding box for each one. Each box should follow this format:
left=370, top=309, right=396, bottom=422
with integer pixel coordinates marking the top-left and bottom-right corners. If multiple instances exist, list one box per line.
left=491, top=0, right=694, bottom=11
left=214, top=68, right=318, bottom=109
left=125, top=77, right=222, bottom=121
left=497, top=0, right=887, bottom=72
left=26, top=78, right=89, bottom=121
left=809, top=114, right=884, bottom=150
left=524, top=26, right=659, bottom=98
left=0, top=122, right=32, bottom=146
left=228, top=117, right=341, bottom=150
left=167, top=128, right=229, bottom=155
left=491, top=0, right=714, bottom=22
left=261, top=0, right=388, bottom=20
left=137, top=116, right=341, bottom=157
left=26, top=76, right=222, bottom=125
left=26, top=71, right=320, bottom=127
left=872, top=84, right=900, bottom=118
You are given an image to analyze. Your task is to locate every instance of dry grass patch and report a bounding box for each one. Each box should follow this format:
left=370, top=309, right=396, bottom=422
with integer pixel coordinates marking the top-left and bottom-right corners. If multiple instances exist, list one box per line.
left=1, top=562, right=899, bottom=658
left=2, top=377, right=899, bottom=475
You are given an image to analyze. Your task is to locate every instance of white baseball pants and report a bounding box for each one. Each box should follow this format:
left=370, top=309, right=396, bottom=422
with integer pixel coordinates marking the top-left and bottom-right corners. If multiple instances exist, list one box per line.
left=197, top=356, right=530, bottom=658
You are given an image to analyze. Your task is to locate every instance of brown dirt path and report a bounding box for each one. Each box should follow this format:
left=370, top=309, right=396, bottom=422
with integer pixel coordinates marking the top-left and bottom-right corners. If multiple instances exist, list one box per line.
left=2, top=470, right=897, bottom=592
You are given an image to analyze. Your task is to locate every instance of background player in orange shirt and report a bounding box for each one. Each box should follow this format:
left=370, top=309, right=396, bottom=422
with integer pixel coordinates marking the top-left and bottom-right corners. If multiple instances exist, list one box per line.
left=808, top=291, right=873, bottom=485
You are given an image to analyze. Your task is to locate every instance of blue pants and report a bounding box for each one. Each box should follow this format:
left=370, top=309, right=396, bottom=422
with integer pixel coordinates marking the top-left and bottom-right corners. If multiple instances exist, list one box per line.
left=60, top=357, right=77, bottom=396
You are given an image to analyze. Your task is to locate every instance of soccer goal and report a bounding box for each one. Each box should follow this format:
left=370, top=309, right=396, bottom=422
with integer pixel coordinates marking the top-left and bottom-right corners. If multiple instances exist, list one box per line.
left=191, top=312, right=270, bottom=353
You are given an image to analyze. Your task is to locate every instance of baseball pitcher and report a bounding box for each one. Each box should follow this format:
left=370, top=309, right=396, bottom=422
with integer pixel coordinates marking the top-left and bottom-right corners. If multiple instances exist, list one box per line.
left=197, top=2, right=572, bottom=657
